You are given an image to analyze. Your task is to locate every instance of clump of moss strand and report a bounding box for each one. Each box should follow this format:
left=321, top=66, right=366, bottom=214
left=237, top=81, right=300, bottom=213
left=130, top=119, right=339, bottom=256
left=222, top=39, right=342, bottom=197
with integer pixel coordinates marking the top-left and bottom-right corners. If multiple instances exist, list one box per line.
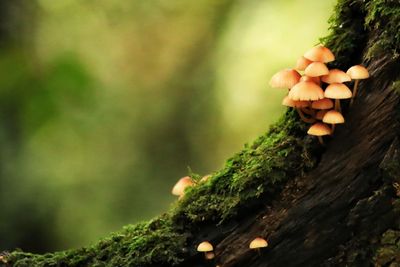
left=6, top=110, right=318, bottom=267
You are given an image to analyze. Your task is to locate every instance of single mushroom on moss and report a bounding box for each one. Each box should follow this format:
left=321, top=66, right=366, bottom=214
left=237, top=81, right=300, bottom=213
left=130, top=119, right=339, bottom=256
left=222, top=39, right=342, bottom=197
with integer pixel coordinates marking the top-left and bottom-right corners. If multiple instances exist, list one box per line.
left=197, top=241, right=214, bottom=260
left=307, top=122, right=332, bottom=144
left=171, top=176, right=194, bottom=198
left=269, top=69, right=301, bottom=90
left=282, top=95, right=314, bottom=123
left=249, top=237, right=268, bottom=255
left=324, top=83, right=352, bottom=112
left=346, top=65, right=369, bottom=105
left=322, top=110, right=345, bottom=133
left=304, top=44, right=335, bottom=63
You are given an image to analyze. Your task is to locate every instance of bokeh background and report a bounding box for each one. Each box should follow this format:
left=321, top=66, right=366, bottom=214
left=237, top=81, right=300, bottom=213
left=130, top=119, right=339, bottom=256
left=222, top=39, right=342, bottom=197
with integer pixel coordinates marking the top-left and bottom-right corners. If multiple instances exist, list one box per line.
left=0, top=0, right=335, bottom=253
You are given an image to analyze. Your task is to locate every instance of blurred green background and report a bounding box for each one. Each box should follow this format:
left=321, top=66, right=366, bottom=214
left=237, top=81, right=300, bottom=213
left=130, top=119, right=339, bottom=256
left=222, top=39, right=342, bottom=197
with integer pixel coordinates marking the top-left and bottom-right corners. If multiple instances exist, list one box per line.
left=0, top=0, right=335, bottom=252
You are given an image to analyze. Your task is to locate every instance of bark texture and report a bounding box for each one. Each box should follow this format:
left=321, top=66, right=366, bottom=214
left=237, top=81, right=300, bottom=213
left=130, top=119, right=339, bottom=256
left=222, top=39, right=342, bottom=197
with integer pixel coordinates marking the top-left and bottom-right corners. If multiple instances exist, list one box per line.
left=4, top=0, right=400, bottom=266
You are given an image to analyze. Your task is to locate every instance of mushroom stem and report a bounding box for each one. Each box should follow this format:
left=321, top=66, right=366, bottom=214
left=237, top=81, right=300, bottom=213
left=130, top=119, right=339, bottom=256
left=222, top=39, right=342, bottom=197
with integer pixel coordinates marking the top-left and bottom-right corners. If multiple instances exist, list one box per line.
left=334, top=99, right=341, bottom=112
left=317, top=136, right=324, bottom=145
left=296, top=108, right=316, bottom=123
left=331, top=124, right=336, bottom=134
left=350, top=79, right=360, bottom=105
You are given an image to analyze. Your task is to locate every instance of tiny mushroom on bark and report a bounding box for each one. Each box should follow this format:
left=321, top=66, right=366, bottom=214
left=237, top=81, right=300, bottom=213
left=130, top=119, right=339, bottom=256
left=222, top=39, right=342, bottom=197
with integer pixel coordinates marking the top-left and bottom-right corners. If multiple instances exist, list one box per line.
left=269, top=69, right=301, bottom=90
left=197, top=241, right=214, bottom=260
left=324, top=83, right=352, bottom=111
left=346, top=65, right=369, bottom=105
left=322, top=110, right=345, bottom=133
left=249, top=237, right=268, bottom=255
left=172, top=176, right=194, bottom=198
left=307, top=122, right=332, bottom=144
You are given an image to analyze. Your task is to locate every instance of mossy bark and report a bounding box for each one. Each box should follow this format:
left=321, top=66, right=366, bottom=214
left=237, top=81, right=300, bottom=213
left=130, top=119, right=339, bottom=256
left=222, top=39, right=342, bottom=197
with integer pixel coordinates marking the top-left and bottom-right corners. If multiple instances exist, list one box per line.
left=4, top=0, right=400, bottom=266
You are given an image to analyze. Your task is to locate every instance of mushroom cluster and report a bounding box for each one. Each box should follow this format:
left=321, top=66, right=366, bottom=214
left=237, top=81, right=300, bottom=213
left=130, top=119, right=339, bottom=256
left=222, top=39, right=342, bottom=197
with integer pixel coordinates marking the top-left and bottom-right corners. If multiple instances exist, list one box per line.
left=270, top=45, right=369, bottom=144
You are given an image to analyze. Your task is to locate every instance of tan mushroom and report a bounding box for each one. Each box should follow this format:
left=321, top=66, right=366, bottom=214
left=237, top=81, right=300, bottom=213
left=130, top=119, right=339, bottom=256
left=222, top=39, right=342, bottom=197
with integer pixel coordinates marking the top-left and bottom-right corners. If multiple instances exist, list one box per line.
left=249, top=237, right=268, bottom=255
left=324, top=83, right=352, bottom=111
left=269, top=69, right=301, bottom=89
left=307, top=122, right=332, bottom=144
left=321, top=69, right=351, bottom=84
left=304, top=62, right=329, bottom=77
left=197, top=241, right=214, bottom=260
left=322, top=110, right=344, bottom=133
left=172, top=176, right=194, bottom=198
left=346, top=65, right=369, bottom=105
left=304, top=45, right=335, bottom=63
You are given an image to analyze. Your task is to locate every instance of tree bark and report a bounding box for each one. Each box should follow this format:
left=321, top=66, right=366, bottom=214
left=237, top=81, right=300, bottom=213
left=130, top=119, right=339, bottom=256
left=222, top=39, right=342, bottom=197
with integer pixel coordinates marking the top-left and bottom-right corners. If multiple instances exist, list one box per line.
left=4, top=0, right=400, bottom=266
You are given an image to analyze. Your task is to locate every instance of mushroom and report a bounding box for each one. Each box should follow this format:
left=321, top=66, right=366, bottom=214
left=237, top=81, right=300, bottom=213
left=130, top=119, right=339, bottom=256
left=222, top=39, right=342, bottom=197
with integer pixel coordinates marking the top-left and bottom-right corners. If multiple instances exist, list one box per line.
left=321, top=69, right=351, bottom=84
left=324, top=83, right=352, bottom=111
left=296, top=56, right=312, bottom=71
left=269, top=69, right=301, bottom=90
left=249, top=237, right=268, bottom=255
left=205, top=252, right=215, bottom=260
left=346, top=65, right=369, bottom=105
left=311, top=98, right=334, bottom=110
left=322, top=110, right=344, bottom=133
left=172, top=176, right=194, bottom=198
left=300, top=75, right=321, bottom=85
left=304, top=45, right=335, bottom=63
left=304, top=62, right=329, bottom=77
left=282, top=96, right=314, bottom=123
left=307, top=122, right=332, bottom=144
left=197, top=241, right=214, bottom=259
left=288, top=81, right=324, bottom=101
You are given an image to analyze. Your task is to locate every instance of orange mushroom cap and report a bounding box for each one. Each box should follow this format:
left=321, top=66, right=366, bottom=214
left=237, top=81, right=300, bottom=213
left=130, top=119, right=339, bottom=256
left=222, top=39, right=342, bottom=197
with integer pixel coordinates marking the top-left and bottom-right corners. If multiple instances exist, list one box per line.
left=346, top=65, right=369, bottom=79
left=304, top=62, right=330, bottom=77
left=282, top=95, right=309, bottom=108
left=172, top=176, right=194, bottom=196
left=269, top=69, right=301, bottom=89
left=324, top=83, right=352, bottom=99
left=296, top=56, right=312, bottom=71
left=311, top=98, right=334, bottom=110
left=205, top=252, right=215, bottom=260
left=197, top=241, right=213, bottom=252
left=304, top=45, right=335, bottom=63
left=321, top=69, right=351, bottom=84
left=288, top=81, right=324, bottom=101
left=307, top=122, right=332, bottom=136
left=249, top=237, right=268, bottom=249
left=322, top=110, right=345, bottom=124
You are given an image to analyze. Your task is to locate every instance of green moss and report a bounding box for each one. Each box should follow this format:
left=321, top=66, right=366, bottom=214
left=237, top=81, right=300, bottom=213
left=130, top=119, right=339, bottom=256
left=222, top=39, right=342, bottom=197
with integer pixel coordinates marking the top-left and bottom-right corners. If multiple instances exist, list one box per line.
left=374, top=230, right=400, bottom=266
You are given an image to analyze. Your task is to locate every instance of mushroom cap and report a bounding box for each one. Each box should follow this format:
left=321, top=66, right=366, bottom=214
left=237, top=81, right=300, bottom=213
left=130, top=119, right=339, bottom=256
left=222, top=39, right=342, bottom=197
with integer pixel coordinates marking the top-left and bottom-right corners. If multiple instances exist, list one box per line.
left=296, top=56, right=312, bottom=71
left=249, top=237, right=268, bottom=249
left=304, top=62, right=329, bottom=77
left=321, top=69, right=351, bottom=84
left=197, top=241, right=213, bottom=252
left=205, top=252, right=215, bottom=260
left=307, top=122, right=332, bottom=136
left=346, top=65, right=369, bottom=79
left=324, top=83, right=352, bottom=99
left=311, top=98, right=334, bottom=110
left=300, top=75, right=321, bottom=85
left=172, top=176, right=194, bottom=196
left=316, top=110, right=328, bottom=120
left=304, top=45, right=335, bottom=63
left=282, top=95, right=309, bottom=108
left=269, top=69, right=301, bottom=88
left=323, top=110, right=345, bottom=124
left=288, top=81, right=324, bottom=101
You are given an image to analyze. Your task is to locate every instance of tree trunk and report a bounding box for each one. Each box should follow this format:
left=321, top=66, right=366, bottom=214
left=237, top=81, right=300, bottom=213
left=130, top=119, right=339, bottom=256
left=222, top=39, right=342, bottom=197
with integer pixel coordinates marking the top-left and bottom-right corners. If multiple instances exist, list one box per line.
left=4, top=0, right=400, bottom=266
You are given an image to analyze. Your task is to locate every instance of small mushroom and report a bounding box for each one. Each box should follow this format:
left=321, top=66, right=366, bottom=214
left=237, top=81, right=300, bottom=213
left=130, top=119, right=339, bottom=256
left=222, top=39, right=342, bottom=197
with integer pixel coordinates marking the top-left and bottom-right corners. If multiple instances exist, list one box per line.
left=249, top=237, right=268, bottom=255
left=205, top=252, right=215, bottom=260
left=197, top=241, right=214, bottom=260
left=172, top=176, right=194, bottom=198
left=322, top=110, right=344, bottom=133
left=307, top=122, right=332, bottom=144
left=288, top=81, right=324, bottom=101
left=321, top=69, right=351, bottom=84
left=304, top=62, right=329, bottom=77
left=269, top=69, right=301, bottom=90
left=311, top=98, right=334, bottom=110
left=304, top=45, right=335, bottom=63
left=346, top=65, right=369, bottom=105
left=324, top=83, right=352, bottom=111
